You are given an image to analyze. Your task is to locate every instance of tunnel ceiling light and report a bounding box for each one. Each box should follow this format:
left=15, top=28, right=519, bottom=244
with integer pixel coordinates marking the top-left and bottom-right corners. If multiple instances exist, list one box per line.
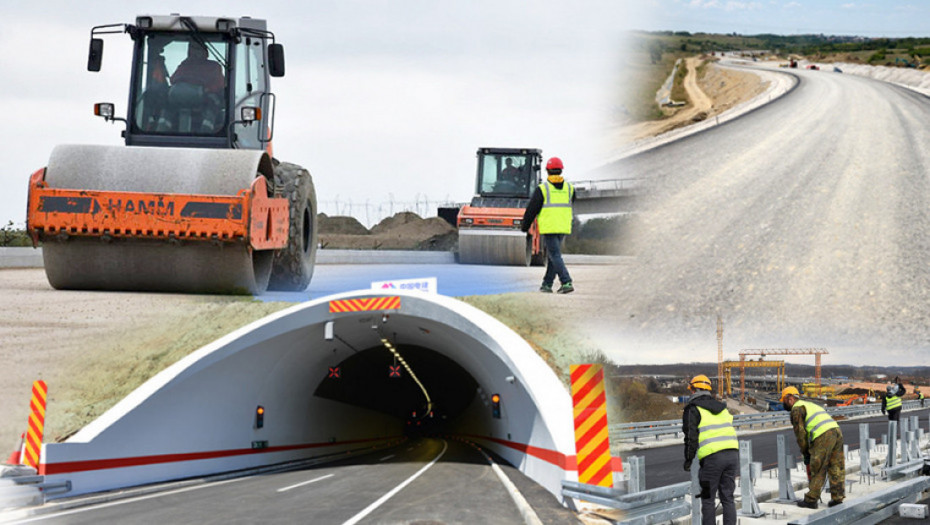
left=381, top=339, right=432, bottom=414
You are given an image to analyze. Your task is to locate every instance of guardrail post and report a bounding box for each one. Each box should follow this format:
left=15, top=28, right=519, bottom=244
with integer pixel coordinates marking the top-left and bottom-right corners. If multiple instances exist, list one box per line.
left=738, top=440, right=765, bottom=517
left=690, top=457, right=701, bottom=525
left=627, top=456, right=644, bottom=493
left=868, top=438, right=876, bottom=452
left=886, top=421, right=898, bottom=468
left=908, top=431, right=921, bottom=460
left=860, top=423, right=876, bottom=477
left=902, top=418, right=912, bottom=463
left=774, top=434, right=799, bottom=503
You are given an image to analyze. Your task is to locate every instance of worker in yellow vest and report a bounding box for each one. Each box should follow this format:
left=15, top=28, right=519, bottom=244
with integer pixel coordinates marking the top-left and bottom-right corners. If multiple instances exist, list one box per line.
left=918, top=388, right=925, bottom=408
left=682, top=374, right=739, bottom=525
left=882, top=380, right=904, bottom=421
left=781, top=386, right=845, bottom=509
left=520, top=157, right=575, bottom=294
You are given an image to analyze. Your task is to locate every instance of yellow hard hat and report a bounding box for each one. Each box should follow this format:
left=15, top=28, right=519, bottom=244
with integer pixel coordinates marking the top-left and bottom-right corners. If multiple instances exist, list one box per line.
left=689, top=374, right=712, bottom=391
left=780, top=386, right=799, bottom=402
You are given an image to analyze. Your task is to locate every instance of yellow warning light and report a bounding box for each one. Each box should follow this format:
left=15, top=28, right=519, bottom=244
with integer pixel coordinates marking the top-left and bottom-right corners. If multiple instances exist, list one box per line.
left=257, top=407, right=265, bottom=415
left=491, top=394, right=500, bottom=403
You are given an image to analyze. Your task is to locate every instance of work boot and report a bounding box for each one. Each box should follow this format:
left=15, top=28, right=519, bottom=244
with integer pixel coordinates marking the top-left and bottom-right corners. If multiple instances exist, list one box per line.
left=539, top=283, right=553, bottom=293
left=557, top=282, right=574, bottom=294
left=797, top=499, right=818, bottom=509
left=828, top=500, right=843, bottom=508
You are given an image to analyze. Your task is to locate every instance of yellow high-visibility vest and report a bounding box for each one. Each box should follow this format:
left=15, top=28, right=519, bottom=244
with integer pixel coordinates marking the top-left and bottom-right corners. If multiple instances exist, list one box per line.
left=886, top=395, right=902, bottom=410
left=537, top=181, right=573, bottom=234
left=794, top=400, right=839, bottom=441
left=696, top=407, right=739, bottom=460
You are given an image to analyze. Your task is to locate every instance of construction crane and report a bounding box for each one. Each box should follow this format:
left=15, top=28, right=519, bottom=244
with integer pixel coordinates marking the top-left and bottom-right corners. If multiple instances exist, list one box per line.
left=722, top=359, right=785, bottom=403
left=739, top=348, right=829, bottom=392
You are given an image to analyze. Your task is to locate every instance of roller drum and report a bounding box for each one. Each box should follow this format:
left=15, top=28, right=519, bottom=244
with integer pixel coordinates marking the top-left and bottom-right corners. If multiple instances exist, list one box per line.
left=41, top=144, right=275, bottom=294
left=457, top=229, right=531, bottom=266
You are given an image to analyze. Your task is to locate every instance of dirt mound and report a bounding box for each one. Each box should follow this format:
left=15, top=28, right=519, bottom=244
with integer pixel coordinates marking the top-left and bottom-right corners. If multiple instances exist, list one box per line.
left=319, top=211, right=457, bottom=251
left=317, top=214, right=369, bottom=235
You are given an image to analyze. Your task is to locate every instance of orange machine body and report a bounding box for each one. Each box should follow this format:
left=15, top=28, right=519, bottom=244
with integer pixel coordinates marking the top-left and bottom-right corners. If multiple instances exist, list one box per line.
left=457, top=204, right=541, bottom=256
left=26, top=168, right=288, bottom=250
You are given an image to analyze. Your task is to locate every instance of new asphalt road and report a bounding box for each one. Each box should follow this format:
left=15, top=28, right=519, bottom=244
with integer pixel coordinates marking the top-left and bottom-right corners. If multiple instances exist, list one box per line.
left=602, top=66, right=930, bottom=363
left=10, top=438, right=576, bottom=524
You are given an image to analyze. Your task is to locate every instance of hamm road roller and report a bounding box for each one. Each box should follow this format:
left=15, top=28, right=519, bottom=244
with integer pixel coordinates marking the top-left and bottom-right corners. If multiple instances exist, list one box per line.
left=26, top=15, right=316, bottom=294
left=457, top=147, right=545, bottom=266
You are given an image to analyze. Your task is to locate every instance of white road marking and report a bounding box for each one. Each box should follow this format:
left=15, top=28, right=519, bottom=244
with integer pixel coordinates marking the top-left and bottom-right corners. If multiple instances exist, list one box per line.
left=379, top=454, right=395, bottom=461
left=341, top=440, right=448, bottom=525
left=12, top=477, right=247, bottom=523
left=276, top=473, right=334, bottom=493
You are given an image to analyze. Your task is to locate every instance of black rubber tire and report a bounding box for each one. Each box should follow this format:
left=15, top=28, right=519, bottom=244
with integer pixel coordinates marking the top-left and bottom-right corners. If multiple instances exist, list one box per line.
left=530, top=235, right=547, bottom=266
left=267, top=160, right=318, bottom=291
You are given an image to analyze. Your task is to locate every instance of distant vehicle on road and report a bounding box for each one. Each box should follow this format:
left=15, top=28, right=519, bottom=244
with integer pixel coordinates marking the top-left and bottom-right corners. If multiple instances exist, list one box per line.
left=806, top=64, right=820, bottom=70
left=833, top=66, right=843, bottom=73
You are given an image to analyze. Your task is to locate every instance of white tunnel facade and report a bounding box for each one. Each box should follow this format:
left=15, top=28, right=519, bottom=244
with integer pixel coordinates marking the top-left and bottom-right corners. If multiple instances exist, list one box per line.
left=40, top=290, right=578, bottom=499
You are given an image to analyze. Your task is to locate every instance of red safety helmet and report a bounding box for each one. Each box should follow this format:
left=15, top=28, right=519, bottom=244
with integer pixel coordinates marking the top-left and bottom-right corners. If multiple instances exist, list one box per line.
left=546, top=157, right=563, bottom=171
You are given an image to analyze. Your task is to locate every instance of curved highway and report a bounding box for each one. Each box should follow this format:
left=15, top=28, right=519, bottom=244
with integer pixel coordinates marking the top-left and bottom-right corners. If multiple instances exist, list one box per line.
left=12, top=438, right=575, bottom=524
left=606, top=67, right=930, bottom=359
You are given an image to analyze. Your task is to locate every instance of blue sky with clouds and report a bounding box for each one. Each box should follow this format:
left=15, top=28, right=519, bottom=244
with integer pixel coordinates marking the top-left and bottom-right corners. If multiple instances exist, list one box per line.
left=641, top=1, right=930, bottom=36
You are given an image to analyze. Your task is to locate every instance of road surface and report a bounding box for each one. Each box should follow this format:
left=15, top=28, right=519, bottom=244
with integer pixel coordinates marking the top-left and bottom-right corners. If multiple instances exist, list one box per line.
left=10, top=438, right=576, bottom=524
left=600, top=66, right=930, bottom=364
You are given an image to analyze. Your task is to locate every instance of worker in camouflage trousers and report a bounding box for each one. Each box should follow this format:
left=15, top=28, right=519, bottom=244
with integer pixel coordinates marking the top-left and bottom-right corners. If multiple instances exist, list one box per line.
left=781, top=386, right=845, bottom=509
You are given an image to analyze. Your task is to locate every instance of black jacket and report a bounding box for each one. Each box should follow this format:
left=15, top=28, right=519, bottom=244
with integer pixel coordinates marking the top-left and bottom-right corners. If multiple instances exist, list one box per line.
left=520, top=180, right=575, bottom=233
left=881, top=383, right=906, bottom=412
left=682, top=391, right=730, bottom=464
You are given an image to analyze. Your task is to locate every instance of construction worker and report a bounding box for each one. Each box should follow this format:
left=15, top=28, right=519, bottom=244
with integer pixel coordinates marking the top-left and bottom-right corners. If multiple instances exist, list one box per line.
left=781, top=386, right=845, bottom=509
left=918, top=389, right=925, bottom=408
left=882, top=379, right=905, bottom=421
left=682, top=374, right=739, bottom=525
left=521, top=157, right=575, bottom=294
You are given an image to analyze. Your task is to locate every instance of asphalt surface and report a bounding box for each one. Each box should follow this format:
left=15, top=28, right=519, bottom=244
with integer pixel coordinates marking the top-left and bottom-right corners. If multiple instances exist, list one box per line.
left=605, top=66, right=930, bottom=363
left=629, top=407, right=930, bottom=490
left=11, top=438, right=576, bottom=524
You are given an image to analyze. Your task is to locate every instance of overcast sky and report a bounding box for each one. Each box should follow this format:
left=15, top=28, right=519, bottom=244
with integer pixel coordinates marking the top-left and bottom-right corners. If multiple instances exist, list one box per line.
left=641, top=0, right=930, bottom=37
left=0, top=1, right=655, bottom=227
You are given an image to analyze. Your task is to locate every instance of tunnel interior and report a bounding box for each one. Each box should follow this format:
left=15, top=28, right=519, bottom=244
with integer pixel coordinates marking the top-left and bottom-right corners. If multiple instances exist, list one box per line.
left=313, top=343, right=479, bottom=427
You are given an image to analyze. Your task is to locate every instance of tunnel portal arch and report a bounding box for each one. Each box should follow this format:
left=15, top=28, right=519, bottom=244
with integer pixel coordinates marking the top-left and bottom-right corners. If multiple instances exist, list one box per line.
left=41, top=290, right=578, bottom=499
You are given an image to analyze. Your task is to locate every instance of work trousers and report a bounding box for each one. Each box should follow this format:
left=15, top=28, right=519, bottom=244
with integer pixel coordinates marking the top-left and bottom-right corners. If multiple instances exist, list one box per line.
left=698, top=448, right=738, bottom=525
left=542, top=234, right=571, bottom=286
left=806, top=427, right=845, bottom=503
left=888, top=407, right=901, bottom=422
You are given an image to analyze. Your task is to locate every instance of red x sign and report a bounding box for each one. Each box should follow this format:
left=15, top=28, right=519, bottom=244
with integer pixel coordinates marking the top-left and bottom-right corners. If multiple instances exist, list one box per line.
left=389, top=365, right=402, bottom=378
left=328, top=367, right=341, bottom=379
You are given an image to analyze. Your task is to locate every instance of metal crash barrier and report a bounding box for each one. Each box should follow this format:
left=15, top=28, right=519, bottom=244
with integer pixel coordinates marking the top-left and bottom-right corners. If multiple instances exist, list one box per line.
left=561, top=455, right=692, bottom=525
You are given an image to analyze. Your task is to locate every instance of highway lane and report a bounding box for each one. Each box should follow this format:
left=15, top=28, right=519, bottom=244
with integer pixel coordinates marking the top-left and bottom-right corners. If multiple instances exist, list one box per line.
left=15, top=438, right=576, bottom=524
left=602, top=66, right=930, bottom=361
left=628, top=407, right=930, bottom=489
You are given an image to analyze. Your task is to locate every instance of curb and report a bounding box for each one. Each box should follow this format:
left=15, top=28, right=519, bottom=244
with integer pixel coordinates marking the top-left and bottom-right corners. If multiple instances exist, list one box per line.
left=0, top=247, right=625, bottom=270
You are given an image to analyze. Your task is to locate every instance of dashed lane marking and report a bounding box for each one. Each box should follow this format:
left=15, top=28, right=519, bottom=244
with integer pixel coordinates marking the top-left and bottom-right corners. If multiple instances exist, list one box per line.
left=277, top=474, right=335, bottom=493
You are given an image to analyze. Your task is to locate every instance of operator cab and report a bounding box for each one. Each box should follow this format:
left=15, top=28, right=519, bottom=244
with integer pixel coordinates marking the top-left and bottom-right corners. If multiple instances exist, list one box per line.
left=473, top=148, right=542, bottom=207
left=88, top=15, right=284, bottom=151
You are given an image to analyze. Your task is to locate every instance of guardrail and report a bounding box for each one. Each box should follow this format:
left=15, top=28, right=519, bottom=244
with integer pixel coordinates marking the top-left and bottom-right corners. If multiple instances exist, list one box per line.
left=573, top=178, right=643, bottom=192
left=576, top=421, right=930, bottom=524
left=610, top=400, right=923, bottom=442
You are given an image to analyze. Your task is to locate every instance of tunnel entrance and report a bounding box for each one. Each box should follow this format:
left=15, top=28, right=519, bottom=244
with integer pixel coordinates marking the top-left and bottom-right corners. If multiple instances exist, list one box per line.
left=41, top=291, right=577, bottom=501
left=314, top=344, right=478, bottom=425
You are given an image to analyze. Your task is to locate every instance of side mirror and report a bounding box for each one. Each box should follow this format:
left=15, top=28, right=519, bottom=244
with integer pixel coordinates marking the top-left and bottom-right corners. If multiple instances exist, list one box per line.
left=88, top=38, right=104, bottom=72
left=268, top=43, right=285, bottom=77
